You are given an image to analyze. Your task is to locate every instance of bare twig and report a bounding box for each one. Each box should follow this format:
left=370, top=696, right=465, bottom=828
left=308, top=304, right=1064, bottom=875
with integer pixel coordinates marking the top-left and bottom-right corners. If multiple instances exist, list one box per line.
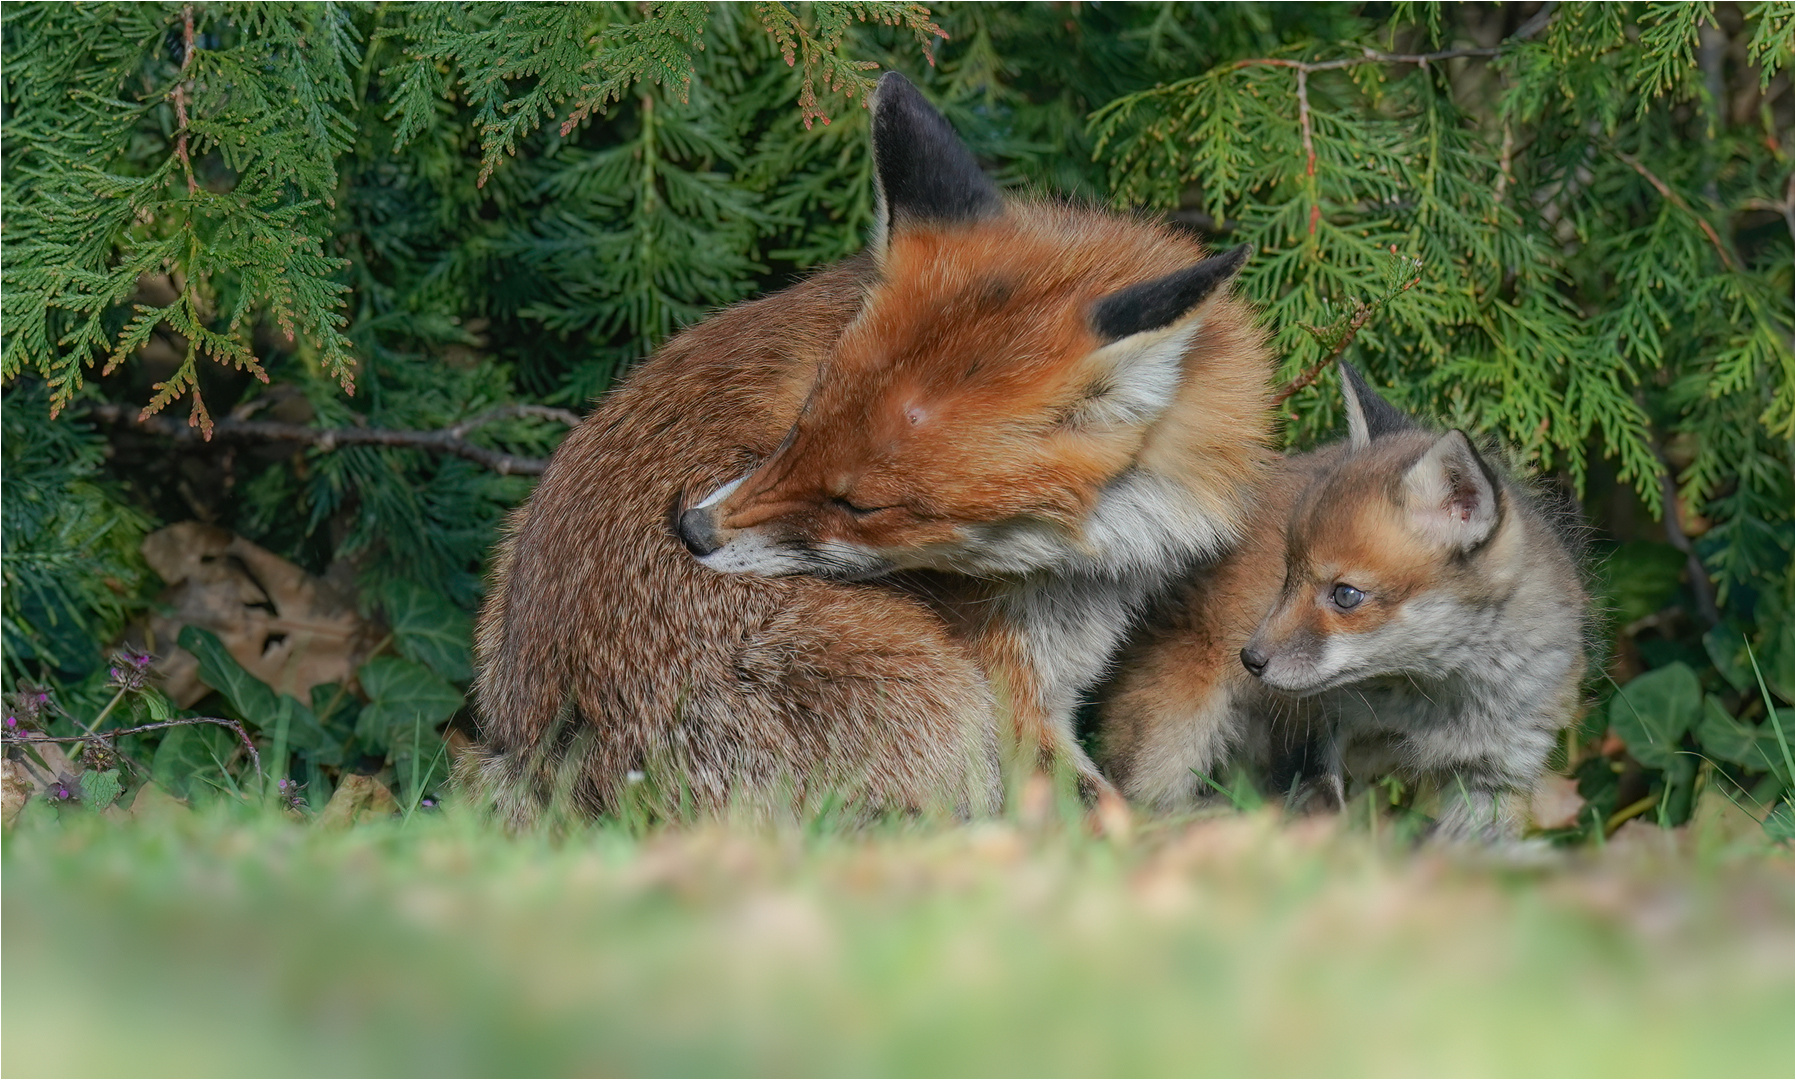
left=1508, top=2, right=1558, bottom=46
left=1272, top=254, right=1424, bottom=407
left=1227, top=11, right=1553, bottom=81
left=1272, top=305, right=1378, bottom=408
left=1614, top=150, right=1738, bottom=271
left=81, top=402, right=578, bottom=476
left=1654, top=455, right=1722, bottom=628
left=7, top=717, right=263, bottom=782
left=170, top=5, right=198, bottom=194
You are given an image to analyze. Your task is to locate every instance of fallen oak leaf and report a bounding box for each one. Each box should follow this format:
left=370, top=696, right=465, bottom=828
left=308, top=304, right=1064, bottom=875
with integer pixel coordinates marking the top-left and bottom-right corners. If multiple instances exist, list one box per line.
left=317, top=773, right=399, bottom=829
left=1529, top=774, right=1587, bottom=831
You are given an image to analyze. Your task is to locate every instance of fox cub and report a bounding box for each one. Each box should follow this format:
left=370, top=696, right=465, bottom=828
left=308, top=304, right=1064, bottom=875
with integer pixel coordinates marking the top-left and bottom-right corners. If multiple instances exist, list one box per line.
left=1099, top=364, right=1588, bottom=839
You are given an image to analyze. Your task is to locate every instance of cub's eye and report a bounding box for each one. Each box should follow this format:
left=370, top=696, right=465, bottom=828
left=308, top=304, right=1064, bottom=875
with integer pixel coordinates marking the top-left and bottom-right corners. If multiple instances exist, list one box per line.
left=1331, top=583, right=1365, bottom=610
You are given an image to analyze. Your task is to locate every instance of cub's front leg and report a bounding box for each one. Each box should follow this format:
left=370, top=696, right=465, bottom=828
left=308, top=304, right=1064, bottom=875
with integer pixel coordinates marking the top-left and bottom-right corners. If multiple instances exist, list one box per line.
left=1410, top=709, right=1560, bottom=842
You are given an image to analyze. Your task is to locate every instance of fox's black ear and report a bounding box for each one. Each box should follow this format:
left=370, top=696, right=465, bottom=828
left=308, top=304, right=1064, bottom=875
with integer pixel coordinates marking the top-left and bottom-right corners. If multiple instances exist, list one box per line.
left=1403, top=430, right=1503, bottom=552
left=1089, top=244, right=1252, bottom=343
left=1338, top=361, right=1414, bottom=450
left=870, top=72, right=1002, bottom=257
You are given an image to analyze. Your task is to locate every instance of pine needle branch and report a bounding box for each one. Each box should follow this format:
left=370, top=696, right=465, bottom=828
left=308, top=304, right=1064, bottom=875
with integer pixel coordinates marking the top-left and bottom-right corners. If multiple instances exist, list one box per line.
left=1614, top=149, right=1738, bottom=271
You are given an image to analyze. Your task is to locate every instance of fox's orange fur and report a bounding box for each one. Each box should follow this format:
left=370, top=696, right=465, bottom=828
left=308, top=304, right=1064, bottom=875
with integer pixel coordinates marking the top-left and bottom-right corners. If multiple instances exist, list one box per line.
left=471, top=258, right=1001, bottom=820
left=678, top=76, right=1273, bottom=790
left=473, top=74, right=1274, bottom=816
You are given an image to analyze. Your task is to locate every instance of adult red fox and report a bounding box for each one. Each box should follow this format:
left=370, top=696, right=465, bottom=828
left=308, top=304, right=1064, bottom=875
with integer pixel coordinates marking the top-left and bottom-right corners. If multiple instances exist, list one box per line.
left=1099, top=364, right=1589, bottom=839
left=472, top=73, right=1272, bottom=817
left=472, top=255, right=1003, bottom=822
left=674, top=73, right=1273, bottom=792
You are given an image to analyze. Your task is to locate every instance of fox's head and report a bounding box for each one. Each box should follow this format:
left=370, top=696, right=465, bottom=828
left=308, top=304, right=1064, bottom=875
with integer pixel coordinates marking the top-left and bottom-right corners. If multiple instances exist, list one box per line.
left=1240, top=363, right=1514, bottom=694
left=676, top=72, right=1265, bottom=580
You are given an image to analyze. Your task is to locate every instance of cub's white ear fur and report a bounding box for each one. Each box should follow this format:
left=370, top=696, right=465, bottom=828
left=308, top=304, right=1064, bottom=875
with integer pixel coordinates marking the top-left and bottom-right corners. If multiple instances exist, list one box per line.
left=1403, top=430, right=1502, bottom=551
left=1063, top=322, right=1198, bottom=429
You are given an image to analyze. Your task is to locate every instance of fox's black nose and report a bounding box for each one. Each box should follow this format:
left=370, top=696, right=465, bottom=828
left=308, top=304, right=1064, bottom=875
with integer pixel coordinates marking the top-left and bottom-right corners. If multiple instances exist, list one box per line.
left=677, top=507, right=721, bottom=557
left=1239, top=646, right=1269, bottom=677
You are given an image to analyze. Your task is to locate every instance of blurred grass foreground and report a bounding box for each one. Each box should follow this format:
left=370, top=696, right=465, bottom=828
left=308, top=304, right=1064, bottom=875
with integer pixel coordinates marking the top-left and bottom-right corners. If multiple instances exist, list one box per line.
left=4, top=795, right=1790, bottom=1077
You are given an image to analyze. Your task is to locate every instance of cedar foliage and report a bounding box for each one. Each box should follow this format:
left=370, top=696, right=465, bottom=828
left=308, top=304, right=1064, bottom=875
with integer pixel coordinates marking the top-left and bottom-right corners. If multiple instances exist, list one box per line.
left=2, top=2, right=1790, bottom=839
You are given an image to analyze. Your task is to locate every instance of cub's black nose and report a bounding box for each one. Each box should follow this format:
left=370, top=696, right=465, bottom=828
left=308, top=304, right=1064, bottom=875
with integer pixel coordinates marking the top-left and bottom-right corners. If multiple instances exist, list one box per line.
left=677, top=507, right=721, bottom=558
left=1239, top=646, right=1269, bottom=677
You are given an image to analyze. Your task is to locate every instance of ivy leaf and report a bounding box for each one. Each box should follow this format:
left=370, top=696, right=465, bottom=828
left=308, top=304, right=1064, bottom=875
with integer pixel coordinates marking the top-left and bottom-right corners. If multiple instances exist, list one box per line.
left=178, top=626, right=281, bottom=723
left=1600, top=542, right=1687, bottom=628
left=177, top=626, right=339, bottom=762
left=150, top=724, right=239, bottom=802
left=357, top=656, right=461, bottom=805
left=381, top=580, right=475, bottom=683
left=1695, top=695, right=1794, bottom=782
left=310, top=683, right=363, bottom=743
left=79, top=768, right=122, bottom=809
left=357, top=657, right=463, bottom=743
left=1609, top=662, right=1702, bottom=769
left=1703, top=626, right=1754, bottom=694
left=1762, top=620, right=1794, bottom=705
left=143, top=688, right=175, bottom=722
left=1762, top=796, right=1793, bottom=845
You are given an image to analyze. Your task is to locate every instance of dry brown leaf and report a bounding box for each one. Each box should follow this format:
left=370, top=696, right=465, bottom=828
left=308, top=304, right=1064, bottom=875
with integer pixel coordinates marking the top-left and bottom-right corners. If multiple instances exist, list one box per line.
left=318, top=773, right=400, bottom=829
left=444, top=727, right=478, bottom=769
left=1529, top=773, right=1587, bottom=830
left=1690, top=787, right=1765, bottom=847
left=128, top=782, right=191, bottom=820
left=7, top=739, right=76, bottom=795
left=131, top=522, right=377, bottom=706
left=2, top=759, right=33, bottom=828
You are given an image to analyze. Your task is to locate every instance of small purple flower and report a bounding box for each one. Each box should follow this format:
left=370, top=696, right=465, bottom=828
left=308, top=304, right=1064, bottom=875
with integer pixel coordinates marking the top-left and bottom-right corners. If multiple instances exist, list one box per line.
left=421, top=798, right=436, bottom=808
left=106, top=651, right=155, bottom=693
left=4, top=686, right=52, bottom=731
left=276, top=777, right=309, bottom=813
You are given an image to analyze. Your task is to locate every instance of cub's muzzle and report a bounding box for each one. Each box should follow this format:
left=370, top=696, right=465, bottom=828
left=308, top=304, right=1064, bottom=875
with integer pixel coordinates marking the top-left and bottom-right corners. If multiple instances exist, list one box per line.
left=1239, top=646, right=1269, bottom=677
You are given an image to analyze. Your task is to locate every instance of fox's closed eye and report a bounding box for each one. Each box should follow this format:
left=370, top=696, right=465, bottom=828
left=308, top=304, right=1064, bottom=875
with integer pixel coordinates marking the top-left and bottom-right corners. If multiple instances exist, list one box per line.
left=1331, top=583, right=1364, bottom=610
left=831, top=496, right=892, bottom=518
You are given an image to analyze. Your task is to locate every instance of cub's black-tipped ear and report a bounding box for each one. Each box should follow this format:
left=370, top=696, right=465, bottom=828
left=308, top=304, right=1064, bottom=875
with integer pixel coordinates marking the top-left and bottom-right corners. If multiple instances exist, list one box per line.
left=1402, top=430, right=1503, bottom=552
left=1089, top=243, right=1251, bottom=343
left=870, top=72, right=1002, bottom=256
left=1338, top=361, right=1415, bottom=451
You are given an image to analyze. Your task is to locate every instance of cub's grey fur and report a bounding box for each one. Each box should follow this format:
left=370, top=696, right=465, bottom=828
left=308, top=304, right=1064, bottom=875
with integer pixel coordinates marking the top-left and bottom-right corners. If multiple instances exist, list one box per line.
left=1099, top=364, right=1591, bottom=840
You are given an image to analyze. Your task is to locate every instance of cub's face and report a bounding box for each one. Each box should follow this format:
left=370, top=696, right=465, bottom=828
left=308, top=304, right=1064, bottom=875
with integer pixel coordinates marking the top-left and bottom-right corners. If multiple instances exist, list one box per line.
left=1241, top=432, right=1504, bottom=694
